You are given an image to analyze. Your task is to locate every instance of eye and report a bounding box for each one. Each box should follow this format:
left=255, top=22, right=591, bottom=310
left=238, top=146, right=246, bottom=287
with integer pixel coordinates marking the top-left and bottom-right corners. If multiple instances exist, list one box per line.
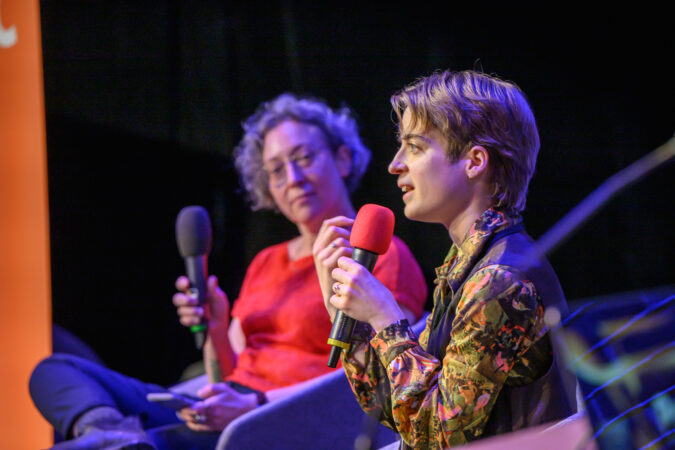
left=406, top=142, right=422, bottom=154
left=267, top=164, right=284, bottom=176
left=295, top=151, right=315, bottom=167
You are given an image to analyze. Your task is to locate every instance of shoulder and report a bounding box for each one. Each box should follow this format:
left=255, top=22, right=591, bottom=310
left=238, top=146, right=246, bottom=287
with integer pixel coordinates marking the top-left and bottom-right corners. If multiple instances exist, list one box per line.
left=458, top=264, right=540, bottom=319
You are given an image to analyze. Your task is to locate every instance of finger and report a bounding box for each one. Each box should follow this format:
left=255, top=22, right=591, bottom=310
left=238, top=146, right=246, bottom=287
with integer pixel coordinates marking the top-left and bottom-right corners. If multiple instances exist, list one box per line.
left=316, top=241, right=353, bottom=265
left=337, top=256, right=361, bottom=273
left=177, top=305, right=203, bottom=319
left=314, top=220, right=353, bottom=251
left=177, top=407, right=196, bottom=420
left=197, top=382, right=228, bottom=398
left=175, top=276, right=190, bottom=291
left=178, top=313, right=203, bottom=327
left=190, top=401, right=206, bottom=412
left=185, top=420, right=211, bottom=432
left=206, top=276, right=228, bottom=308
left=335, top=236, right=351, bottom=245
left=207, top=275, right=219, bottom=292
left=329, top=294, right=348, bottom=312
left=328, top=236, right=351, bottom=250
left=330, top=267, right=350, bottom=284
left=315, top=245, right=335, bottom=262
left=332, top=282, right=342, bottom=296
left=319, top=216, right=354, bottom=233
left=324, top=246, right=353, bottom=268
left=321, top=226, right=351, bottom=247
left=173, top=292, right=197, bottom=307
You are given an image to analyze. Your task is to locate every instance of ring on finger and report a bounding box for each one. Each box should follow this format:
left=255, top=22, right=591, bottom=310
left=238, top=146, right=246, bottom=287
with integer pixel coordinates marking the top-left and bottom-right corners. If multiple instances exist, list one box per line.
left=193, top=413, right=206, bottom=424
left=330, top=241, right=338, bottom=249
left=333, top=282, right=341, bottom=294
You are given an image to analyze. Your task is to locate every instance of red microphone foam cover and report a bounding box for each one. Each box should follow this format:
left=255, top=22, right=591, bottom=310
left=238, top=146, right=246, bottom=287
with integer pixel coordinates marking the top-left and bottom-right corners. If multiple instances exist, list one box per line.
left=350, top=204, right=395, bottom=255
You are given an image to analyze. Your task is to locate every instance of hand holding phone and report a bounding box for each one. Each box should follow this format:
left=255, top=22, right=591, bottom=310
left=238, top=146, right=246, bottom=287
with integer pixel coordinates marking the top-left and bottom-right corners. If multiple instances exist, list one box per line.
left=146, top=391, right=200, bottom=411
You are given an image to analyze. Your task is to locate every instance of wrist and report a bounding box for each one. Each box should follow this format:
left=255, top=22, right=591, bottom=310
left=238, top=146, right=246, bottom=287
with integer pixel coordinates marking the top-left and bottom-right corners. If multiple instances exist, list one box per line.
left=254, top=390, right=268, bottom=407
left=208, top=317, right=230, bottom=340
left=370, top=308, right=406, bottom=333
left=246, top=390, right=267, bottom=410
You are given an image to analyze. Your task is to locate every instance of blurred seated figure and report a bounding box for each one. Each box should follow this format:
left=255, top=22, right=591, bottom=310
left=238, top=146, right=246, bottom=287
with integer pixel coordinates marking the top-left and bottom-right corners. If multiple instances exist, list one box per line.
left=29, top=93, right=428, bottom=449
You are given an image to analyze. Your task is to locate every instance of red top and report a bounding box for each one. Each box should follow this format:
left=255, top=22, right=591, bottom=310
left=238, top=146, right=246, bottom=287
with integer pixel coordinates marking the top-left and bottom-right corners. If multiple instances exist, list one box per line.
left=227, top=235, right=427, bottom=392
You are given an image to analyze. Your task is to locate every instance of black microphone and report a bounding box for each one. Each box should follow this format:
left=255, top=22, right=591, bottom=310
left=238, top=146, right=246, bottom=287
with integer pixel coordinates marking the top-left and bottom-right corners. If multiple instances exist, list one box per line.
left=175, top=205, right=213, bottom=350
left=327, top=204, right=395, bottom=368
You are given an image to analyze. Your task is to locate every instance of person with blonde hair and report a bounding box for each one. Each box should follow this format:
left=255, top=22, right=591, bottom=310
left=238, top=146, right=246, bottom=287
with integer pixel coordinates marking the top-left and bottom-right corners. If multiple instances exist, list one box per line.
left=313, top=70, right=576, bottom=448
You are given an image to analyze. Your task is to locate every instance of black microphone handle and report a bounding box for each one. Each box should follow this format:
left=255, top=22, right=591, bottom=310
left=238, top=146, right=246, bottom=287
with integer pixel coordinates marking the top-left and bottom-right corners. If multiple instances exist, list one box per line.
left=327, top=248, right=378, bottom=367
left=185, top=255, right=208, bottom=350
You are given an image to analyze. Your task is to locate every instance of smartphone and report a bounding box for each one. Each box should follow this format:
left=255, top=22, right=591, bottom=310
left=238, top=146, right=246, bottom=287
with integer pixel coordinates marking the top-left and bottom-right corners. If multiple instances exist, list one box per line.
left=146, top=391, right=200, bottom=411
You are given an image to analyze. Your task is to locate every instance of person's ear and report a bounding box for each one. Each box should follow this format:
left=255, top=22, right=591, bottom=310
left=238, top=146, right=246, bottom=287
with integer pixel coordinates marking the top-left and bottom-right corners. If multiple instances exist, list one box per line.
left=465, top=145, right=489, bottom=179
left=335, top=145, right=352, bottom=178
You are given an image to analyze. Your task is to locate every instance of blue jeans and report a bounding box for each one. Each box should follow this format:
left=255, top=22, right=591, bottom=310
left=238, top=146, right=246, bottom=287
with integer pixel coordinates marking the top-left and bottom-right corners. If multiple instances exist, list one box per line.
left=29, top=353, right=220, bottom=449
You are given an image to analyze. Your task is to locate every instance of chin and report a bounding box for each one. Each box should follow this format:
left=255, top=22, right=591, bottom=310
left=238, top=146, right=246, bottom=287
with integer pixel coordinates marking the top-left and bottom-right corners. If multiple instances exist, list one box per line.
left=402, top=204, right=418, bottom=220
left=404, top=204, right=437, bottom=224
left=293, top=207, right=323, bottom=226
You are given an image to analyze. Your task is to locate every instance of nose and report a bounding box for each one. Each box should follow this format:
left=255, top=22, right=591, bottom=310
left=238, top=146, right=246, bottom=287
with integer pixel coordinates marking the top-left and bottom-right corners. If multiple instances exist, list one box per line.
left=388, top=148, right=407, bottom=175
left=284, top=160, right=306, bottom=186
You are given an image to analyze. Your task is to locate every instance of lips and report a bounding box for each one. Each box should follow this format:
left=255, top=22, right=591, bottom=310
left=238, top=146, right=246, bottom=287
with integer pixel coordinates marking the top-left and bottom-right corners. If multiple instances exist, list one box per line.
left=399, top=183, right=414, bottom=202
left=398, top=180, right=414, bottom=192
left=290, top=191, right=315, bottom=204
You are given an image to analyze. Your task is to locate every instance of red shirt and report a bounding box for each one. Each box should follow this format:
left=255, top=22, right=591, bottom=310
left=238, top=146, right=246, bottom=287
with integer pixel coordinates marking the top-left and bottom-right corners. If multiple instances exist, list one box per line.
left=227, top=235, right=427, bottom=392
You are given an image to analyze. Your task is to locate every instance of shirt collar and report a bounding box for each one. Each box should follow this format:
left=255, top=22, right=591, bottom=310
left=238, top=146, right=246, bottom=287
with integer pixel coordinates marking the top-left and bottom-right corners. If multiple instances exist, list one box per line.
left=434, top=208, right=522, bottom=296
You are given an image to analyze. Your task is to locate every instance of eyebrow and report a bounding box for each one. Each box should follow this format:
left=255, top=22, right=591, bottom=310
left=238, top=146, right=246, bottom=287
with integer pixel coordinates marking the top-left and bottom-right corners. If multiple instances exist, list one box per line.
left=399, top=133, right=433, bottom=144
left=263, top=144, right=306, bottom=164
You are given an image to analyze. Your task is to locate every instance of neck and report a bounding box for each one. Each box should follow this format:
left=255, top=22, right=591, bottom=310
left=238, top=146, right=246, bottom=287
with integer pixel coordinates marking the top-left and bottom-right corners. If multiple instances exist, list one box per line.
left=291, top=199, right=356, bottom=260
left=446, top=197, right=493, bottom=246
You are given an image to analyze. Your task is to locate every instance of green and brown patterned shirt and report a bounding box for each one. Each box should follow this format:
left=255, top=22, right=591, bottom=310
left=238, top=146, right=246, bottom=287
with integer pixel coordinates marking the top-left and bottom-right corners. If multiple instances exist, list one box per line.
left=342, top=208, right=552, bottom=448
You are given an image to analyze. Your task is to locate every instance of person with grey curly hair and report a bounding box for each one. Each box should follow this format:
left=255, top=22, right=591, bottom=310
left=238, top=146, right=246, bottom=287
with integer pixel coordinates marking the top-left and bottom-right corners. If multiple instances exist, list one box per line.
left=173, top=93, right=427, bottom=433
left=234, top=93, right=372, bottom=211
left=30, top=93, right=428, bottom=449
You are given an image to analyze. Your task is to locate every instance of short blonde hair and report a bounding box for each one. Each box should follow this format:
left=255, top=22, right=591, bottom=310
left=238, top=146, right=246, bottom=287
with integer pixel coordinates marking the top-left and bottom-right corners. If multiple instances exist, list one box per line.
left=234, top=93, right=371, bottom=210
left=391, top=70, right=540, bottom=212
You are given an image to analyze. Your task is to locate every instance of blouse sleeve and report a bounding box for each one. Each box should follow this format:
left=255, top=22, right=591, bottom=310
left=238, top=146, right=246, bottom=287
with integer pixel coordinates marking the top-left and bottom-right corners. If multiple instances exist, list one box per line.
left=342, top=265, right=547, bottom=447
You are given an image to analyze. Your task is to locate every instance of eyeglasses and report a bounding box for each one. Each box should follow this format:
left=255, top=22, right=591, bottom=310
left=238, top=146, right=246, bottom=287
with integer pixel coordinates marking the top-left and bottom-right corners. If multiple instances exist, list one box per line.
left=263, top=149, right=323, bottom=187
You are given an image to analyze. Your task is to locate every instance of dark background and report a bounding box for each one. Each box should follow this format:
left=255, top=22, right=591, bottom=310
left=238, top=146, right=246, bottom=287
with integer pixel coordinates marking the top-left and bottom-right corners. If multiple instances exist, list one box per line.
left=40, top=2, right=674, bottom=386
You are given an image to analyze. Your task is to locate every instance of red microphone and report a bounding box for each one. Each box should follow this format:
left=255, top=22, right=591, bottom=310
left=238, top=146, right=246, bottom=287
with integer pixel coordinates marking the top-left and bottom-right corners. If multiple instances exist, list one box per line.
left=327, top=204, right=395, bottom=367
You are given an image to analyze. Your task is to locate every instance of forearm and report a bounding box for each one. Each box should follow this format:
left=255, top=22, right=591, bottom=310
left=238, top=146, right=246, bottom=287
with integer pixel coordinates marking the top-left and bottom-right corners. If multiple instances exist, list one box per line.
left=204, top=324, right=237, bottom=384
left=340, top=321, right=398, bottom=430
left=375, top=328, right=501, bottom=447
left=339, top=311, right=423, bottom=429
left=369, top=272, right=541, bottom=447
left=364, top=321, right=476, bottom=447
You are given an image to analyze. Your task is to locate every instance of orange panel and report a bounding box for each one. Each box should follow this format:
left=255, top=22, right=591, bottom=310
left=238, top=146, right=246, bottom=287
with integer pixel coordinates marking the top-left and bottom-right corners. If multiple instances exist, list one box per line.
left=0, top=0, right=53, bottom=448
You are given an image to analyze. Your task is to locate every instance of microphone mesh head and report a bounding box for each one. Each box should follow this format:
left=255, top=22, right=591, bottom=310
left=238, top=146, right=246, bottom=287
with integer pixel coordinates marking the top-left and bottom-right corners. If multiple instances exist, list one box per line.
left=350, top=204, right=395, bottom=255
left=175, top=206, right=213, bottom=257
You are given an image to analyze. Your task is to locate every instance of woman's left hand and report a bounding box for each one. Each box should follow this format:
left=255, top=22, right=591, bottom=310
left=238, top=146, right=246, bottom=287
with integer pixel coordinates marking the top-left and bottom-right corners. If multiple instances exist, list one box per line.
left=330, top=256, right=406, bottom=332
left=178, top=383, right=258, bottom=432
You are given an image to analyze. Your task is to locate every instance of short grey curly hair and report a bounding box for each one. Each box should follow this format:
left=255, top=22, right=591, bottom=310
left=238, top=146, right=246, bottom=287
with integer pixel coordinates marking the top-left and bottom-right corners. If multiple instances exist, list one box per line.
left=233, top=93, right=371, bottom=210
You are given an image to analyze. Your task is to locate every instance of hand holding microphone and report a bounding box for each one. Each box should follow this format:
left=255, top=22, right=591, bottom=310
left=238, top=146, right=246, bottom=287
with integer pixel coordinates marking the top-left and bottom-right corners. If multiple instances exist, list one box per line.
left=175, top=205, right=213, bottom=350
left=326, top=204, right=403, bottom=367
left=173, top=275, right=230, bottom=333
